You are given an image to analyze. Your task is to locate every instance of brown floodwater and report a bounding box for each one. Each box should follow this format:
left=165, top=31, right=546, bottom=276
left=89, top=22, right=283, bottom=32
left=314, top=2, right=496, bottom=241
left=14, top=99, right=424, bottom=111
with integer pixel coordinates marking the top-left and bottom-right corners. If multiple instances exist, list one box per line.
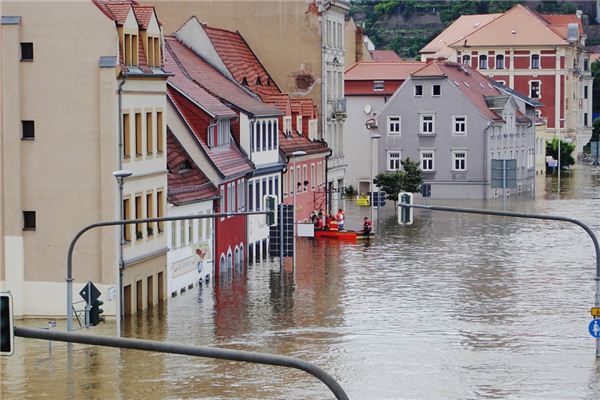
left=2, top=166, right=600, bottom=399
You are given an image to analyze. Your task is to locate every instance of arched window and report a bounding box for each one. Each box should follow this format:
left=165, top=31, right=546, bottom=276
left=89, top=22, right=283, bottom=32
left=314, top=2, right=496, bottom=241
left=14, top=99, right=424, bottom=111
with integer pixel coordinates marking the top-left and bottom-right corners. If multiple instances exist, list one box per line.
left=219, top=254, right=226, bottom=272
left=531, top=54, right=540, bottom=69
left=479, top=55, right=487, bottom=70
left=495, top=54, right=504, bottom=69
left=227, top=250, right=232, bottom=270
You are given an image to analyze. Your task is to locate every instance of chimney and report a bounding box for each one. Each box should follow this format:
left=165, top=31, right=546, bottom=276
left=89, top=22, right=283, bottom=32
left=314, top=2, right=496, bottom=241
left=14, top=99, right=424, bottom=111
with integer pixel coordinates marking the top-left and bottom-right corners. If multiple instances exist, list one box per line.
left=576, top=9, right=583, bottom=19
left=355, top=26, right=364, bottom=61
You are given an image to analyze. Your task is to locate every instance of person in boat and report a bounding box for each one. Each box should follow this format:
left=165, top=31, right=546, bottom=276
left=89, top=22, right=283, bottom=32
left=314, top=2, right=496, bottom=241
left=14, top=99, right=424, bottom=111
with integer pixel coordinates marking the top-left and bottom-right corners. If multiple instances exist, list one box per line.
left=362, top=217, right=372, bottom=236
left=327, top=214, right=339, bottom=231
left=335, top=208, right=345, bottom=231
left=310, top=210, right=318, bottom=225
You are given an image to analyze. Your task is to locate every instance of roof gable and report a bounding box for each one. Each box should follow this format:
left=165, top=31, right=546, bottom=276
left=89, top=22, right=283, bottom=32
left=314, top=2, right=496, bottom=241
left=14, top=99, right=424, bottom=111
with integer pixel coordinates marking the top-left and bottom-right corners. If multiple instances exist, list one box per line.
left=450, top=5, right=567, bottom=47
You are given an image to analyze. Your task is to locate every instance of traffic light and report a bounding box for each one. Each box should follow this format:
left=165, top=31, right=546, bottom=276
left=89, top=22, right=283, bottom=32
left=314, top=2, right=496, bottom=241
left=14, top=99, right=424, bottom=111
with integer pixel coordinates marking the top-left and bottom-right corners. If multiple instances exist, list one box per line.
left=90, top=299, right=105, bottom=326
left=263, top=195, right=277, bottom=227
left=398, top=192, right=414, bottom=225
left=0, top=292, right=14, bottom=356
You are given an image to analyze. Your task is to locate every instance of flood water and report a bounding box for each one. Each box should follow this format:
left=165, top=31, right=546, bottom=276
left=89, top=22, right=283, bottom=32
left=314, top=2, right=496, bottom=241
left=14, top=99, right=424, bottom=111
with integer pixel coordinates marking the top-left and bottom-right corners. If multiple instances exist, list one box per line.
left=3, top=166, right=600, bottom=399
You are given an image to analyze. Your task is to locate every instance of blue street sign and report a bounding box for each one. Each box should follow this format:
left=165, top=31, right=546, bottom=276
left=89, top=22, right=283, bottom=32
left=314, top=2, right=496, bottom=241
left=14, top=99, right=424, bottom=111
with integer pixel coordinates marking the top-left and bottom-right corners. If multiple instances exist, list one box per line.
left=589, top=319, right=600, bottom=338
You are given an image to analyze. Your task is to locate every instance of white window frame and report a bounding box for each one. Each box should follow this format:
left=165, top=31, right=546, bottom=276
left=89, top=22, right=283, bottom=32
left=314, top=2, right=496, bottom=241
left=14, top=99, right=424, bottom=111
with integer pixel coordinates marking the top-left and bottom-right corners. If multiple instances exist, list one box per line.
left=387, top=151, right=401, bottom=171
left=419, top=114, right=435, bottom=134
left=531, top=53, right=540, bottom=69
left=420, top=150, right=435, bottom=172
left=461, top=55, right=470, bottom=65
left=432, top=84, right=441, bottom=96
left=452, top=116, right=467, bottom=136
left=479, top=55, right=487, bottom=70
left=529, top=80, right=541, bottom=99
left=414, top=84, right=423, bottom=97
left=387, top=116, right=401, bottom=135
left=452, top=150, right=467, bottom=172
left=373, top=80, right=384, bottom=91
left=495, top=54, right=504, bottom=69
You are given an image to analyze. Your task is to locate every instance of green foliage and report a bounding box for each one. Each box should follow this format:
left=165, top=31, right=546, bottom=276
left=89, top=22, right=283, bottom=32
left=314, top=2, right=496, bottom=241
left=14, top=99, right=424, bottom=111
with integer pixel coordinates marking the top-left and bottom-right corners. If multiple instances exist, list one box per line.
left=350, top=0, right=584, bottom=59
left=374, top=158, right=423, bottom=203
left=546, top=137, right=575, bottom=167
left=344, top=185, right=357, bottom=197
left=592, top=60, right=600, bottom=114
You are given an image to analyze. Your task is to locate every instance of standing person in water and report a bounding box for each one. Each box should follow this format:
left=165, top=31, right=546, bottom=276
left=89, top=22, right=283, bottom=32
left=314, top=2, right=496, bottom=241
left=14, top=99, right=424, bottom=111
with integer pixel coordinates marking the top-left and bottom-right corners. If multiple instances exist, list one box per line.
left=335, top=208, right=345, bottom=231
left=363, top=217, right=372, bottom=236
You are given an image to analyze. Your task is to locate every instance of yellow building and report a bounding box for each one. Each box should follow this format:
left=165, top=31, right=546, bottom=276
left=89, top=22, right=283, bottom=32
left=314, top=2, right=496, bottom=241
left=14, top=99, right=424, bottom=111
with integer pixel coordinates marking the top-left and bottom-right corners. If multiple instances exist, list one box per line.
left=0, top=0, right=168, bottom=318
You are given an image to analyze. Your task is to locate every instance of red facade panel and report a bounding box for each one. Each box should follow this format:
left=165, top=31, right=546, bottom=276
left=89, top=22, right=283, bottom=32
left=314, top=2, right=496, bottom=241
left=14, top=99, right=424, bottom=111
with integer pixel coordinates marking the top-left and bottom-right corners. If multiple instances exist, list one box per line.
left=541, top=55, right=555, bottom=69
left=282, top=156, right=327, bottom=221
left=513, top=56, right=529, bottom=69
left=215, top=180, right=246, bottom=277
left=514, top=75, right=556, bottom=128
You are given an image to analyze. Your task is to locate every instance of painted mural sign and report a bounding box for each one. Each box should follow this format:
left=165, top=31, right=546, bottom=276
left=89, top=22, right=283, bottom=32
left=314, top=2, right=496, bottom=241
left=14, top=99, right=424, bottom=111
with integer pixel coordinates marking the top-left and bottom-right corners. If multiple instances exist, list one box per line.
left=172, top=257, right=196, bottom=279
left=192, top=241, right=211, bottom=263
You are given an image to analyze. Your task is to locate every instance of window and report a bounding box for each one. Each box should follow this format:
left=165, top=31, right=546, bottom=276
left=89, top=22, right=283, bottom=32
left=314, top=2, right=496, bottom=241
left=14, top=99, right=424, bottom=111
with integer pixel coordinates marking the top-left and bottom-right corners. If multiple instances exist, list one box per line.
left=296, top=167, right=301, bottom=193
left=387, top=116, right=401, bottom=135
left=21, top=42, right=33, bottom=61
left=479, top=55, right=487, bottom=69
left=274, top=176, right=279, bottom=199
left=135, top=113, right=142, bottom=156
left=267, top=122, right=273, bottom=150
left=156, top=112, right=164, bottom=153
left=123, top=198, right=131, bottom=241
left=255, top=180, right=261, bottom=211
left=373, top=80, right=384, bottom=91
left=180, top=221, right=186, bottom=246
left=584, top=113, right=589, bottom=127
left=531, top=54, right=540, bottom=69
left=123, top=114, right=131, bottom=158
left=584, top=86, right=589, bottom=99
left=170, top=221, right=177, bottom=248
left=23, top=211, right=36, bottom=230
left=22, top=120, right=34, bottom=139
left=289, top=171, right=293, bottom=195
left=217, top=119, right=231, bottom=147
left=147, top=36, right=161, bottom=67
left=311, top=164, right=316, bottom=190
left=262, top=121, right=267, bottom=150
left=452, top=151, right=467, bottom=171
left=238, top=179, right=245, bottom=211
left=387, top=151, right=401, bottom=171
left=124, top=34, right=138, bottom=66
left=420, top=114, right=435, bottom=134
left=135, top=195, right=143, bottom=240
left=452, top=116, right=466, bottom=135
left=461, top=55, right=470, bottom=65
left=297, top=116, right=303, bottom=135
left=146, top=192, right=154, bottom=236
left=432, top=85, right=441, bottom=96
left=302, top=165, right=308, bottom=192
left=414, top=85, right=423, bottom=96
left=420, top=151, right=434, bottom=171
left=495, top=54, right=504, bottom=69
left=157, top=190, right=164, bottom=232
left=188, top=219, right=194, bottom=243
left=249, top=181, right=254, bottom=211
left=255, top=122, right=261, bottom=151
left=268, top=177, right=273, bottom=195
left=146, top=113, right=153, bottom=155
left=530, top=81, right=541, bottom=99
left=274, top=121, right=279, bottom=147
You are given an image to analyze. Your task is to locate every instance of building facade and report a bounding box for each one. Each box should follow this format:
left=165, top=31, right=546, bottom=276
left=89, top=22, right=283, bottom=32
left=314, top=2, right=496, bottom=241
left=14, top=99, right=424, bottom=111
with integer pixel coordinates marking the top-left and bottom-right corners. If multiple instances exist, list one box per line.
left=421, top=5, right=593, bottom=158
left=374, top=61, right=537, bottom=199
left=344, top=61, right=425, bottom=194
left=1, top=0, right=168, bottom=317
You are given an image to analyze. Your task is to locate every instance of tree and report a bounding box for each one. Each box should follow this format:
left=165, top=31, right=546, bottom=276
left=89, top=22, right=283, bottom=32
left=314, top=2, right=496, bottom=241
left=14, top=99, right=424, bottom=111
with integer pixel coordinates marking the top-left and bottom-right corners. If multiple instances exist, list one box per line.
left=546, top=137, right=575, bottom=168
left=592, top=60, right=600, bottom=114
left=374, top=158, right=423, bottom=206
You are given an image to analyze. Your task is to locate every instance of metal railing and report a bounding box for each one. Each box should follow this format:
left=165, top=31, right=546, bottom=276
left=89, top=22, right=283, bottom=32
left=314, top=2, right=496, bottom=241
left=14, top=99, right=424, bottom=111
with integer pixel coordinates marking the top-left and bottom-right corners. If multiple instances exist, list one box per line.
left=15, top=327, right=350, bottom=400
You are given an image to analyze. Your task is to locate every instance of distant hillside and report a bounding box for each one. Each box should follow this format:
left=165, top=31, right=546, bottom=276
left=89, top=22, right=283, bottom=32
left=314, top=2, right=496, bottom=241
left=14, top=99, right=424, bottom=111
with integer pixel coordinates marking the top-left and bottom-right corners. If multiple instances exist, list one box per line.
left=350, top=0, right=597, bottom=59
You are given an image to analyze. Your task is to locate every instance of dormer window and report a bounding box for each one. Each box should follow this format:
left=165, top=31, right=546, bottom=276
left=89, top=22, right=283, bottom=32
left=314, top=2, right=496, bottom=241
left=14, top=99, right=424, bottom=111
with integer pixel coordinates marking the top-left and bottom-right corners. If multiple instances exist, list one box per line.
left=147, top=35, right=161, bottom=67
left=256, top=77, right=262, bottom=86
left=124, top=33, right=139, bottom=66
left=179, top=160, right=192, bottom=172
left=296, top=116, right=303, bottom=135
left=242, top=77, right=248, bottom=86
left=207, top=119, right=231, bottom=148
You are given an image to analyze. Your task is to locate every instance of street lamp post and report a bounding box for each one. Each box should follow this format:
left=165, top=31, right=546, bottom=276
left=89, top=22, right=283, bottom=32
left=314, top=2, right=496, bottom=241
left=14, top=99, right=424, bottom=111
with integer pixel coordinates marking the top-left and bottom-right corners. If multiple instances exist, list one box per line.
left=112, top=170, right=132, bottom=336
left=370, top=134, right=382, bottom=230
left=291, top=150, right=307, bottom=267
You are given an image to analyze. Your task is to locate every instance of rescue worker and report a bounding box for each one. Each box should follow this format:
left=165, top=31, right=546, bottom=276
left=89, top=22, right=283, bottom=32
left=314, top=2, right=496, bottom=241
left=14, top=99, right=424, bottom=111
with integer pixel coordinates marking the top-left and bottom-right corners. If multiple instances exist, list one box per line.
left=328, top=214, right=339, bottom=231
left=363, top=217, right=372, bottom=236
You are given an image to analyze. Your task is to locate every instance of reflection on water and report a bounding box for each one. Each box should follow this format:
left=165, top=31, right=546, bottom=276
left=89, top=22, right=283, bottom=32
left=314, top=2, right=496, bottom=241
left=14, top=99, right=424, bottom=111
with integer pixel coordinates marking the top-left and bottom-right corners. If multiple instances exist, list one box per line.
left=3, top=165, right=600, bottom=399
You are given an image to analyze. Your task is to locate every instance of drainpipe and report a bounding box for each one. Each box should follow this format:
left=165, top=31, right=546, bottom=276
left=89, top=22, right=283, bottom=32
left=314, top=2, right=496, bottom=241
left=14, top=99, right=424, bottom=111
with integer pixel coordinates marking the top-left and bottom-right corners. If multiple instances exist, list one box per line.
left=117, top=76, right=127, bottom=334
left=483, top=121, right=492, bottom=200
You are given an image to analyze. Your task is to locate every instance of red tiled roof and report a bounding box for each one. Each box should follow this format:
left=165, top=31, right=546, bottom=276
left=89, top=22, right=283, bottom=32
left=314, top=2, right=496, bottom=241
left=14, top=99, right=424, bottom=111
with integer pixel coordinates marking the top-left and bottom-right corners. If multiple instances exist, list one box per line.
left=345, top=61, right=425, bottom=81
left=167, top=131, right=218, bottom=205
left=132, top=5, right=154, bottom=29
left=168, top=88, right=254, bottom=179
left=278, top=132, right=329, bottom=157
left=412, top=61, right=504, bottom=121
left=259, top=90, right=292, bottom=115
left=165, top=40, right=236, bottom=118
left=369, top=50, right=402, bottom=62
left=542, top=14, right=584, bottom=38
left=299, top=99, right=316, bottom=119
left=202, top=25, right=281, bottom=96
left=165, top=36, right=280, bottom=117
